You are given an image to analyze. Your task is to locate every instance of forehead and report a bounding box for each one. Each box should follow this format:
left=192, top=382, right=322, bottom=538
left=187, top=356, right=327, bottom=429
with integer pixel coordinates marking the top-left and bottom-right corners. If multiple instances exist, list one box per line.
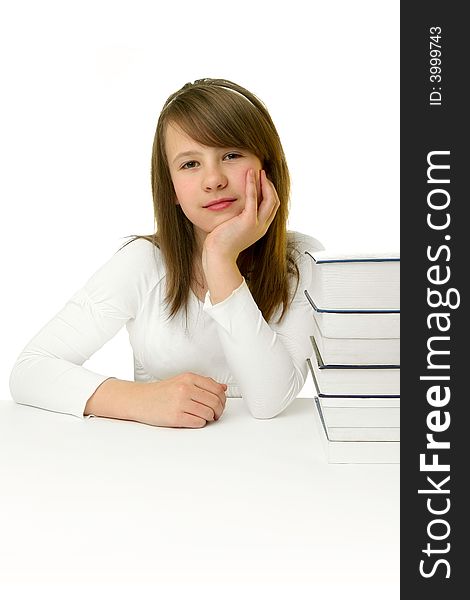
left=165, top=121, right=247, bottom=167
left=165, top=122, right=202, bottom=156
left=165, top=123, right=196, bottom=150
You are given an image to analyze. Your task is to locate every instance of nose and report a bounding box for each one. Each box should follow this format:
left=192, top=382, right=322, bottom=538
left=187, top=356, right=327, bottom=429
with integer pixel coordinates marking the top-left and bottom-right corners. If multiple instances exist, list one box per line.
left=203, top=164, right=228, bottom=191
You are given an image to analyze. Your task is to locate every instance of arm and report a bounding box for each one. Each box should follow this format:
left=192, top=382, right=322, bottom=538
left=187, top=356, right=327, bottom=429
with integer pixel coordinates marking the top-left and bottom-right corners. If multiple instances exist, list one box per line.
left=84, top=378, right=147, bottom=420
left=200, top=168, right=320, bottom=418
left=9, top=239, right=161, bottom=419
left=202, top=244, right=317, bottom=419
left=84, top=375, right=227, bottom=427
left=203, top=254, right=244, bottom=304
left=9, top=237, right=227, bottom=427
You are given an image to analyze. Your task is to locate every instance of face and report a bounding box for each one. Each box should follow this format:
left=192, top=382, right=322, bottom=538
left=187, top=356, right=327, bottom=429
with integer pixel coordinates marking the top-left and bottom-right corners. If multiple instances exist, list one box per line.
left=165, top=122, right=263, bottom=251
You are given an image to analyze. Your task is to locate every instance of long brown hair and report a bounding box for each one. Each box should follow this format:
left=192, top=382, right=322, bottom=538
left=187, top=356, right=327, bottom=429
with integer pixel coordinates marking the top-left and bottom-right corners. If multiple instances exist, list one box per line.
left=120, top=78, right=302, bottom=326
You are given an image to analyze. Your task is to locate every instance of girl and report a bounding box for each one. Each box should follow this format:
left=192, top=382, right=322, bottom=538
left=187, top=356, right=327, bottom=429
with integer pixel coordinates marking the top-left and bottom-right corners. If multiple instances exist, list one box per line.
left=9, top=78, right=323, bottom=428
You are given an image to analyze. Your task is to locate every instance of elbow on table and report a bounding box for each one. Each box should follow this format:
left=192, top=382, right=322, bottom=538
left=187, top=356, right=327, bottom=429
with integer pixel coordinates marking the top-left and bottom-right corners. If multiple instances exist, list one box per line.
left=247, top=401, right=288, bottom=420
left=250, top=410, right=276, bottom=420
left=9, top=370, right=22, bottom=407
left=9, top=353, right=38, bottom=406
left=246, top=381, right=302, bottom=420
left=9, top=360, right=26, bottom=405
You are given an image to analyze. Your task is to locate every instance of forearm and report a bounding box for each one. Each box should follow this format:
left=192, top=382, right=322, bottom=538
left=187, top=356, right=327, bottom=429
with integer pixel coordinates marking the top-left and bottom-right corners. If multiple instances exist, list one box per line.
left=83, top=373, right=226, bottom=428
left=84, top=378, right=153, bottom=422
left=202, top=252, right=244, bottom=305
left=202, top=279, right=310, bottom=419
left=216, top=315, right=305, bottom=418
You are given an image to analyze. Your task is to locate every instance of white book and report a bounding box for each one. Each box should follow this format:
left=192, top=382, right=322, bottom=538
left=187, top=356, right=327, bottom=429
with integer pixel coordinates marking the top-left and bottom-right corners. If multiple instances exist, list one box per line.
left=310, top=317, right=400, bottom=366
left=319, top=395, right=400, bottom=408
left=307, top=356, right=400, bottom=396
left=313, top=399, right=400, bottom=464
left=327, top=428, right=400, bottom=441
left=320, top=405, right=400, bottom=428
left=305, top=291, right=400, bottom=338
left=316, top=398, right=399, bottom=440
left=305, top=249, right=400, bottom=310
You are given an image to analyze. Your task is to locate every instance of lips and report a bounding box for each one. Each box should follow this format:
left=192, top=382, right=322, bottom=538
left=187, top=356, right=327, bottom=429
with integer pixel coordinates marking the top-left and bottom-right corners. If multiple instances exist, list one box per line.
left=204, top=198, right=236, bottom=208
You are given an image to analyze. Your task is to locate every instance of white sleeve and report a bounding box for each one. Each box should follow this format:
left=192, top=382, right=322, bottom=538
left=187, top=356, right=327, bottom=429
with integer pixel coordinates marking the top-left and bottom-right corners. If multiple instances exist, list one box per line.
left=202, top=245, right=317, bottom=419
left=9, top=239, right=161, bottom=420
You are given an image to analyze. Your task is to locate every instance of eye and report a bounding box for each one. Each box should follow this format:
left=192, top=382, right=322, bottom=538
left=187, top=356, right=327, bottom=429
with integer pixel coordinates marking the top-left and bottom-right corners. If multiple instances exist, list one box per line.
left=181, top=160, right=199, bottom=170
left=180, top=152, right=242, bottom=170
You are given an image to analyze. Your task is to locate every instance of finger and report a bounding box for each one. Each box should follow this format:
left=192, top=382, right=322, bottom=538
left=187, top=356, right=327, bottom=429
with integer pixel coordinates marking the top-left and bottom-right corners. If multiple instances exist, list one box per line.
left=266, top=190, right=280, bottom=224
left=191, top=387, right=225, bottom=420
left=192, top=374, right=227, bottom=406
left=258, top=170, right=277, bottom=216
left=259, top=170, right=279, bottom=223
left=179, top=413, right=207, bottom=428
left=218, top=383, right=227, bottom=407
left=255, top=168, right=262, bottom=201
left=183, top=397, right=215, bottom=421
left=245, top=168, right=259, bottom=219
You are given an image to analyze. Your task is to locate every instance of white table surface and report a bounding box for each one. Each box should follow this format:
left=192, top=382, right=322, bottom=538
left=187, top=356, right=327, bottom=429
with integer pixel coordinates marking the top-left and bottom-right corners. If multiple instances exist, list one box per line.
left=0, top=396, right=399, bottom=599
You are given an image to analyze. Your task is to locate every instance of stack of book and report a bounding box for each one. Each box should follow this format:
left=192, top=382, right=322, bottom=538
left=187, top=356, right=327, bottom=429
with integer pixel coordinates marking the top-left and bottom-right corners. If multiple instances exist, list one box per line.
left=304, top=248, right=400, bottom=464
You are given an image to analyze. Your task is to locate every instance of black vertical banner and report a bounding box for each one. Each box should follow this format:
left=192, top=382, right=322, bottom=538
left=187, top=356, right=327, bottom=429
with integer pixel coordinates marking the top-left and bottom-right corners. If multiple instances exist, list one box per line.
left=401, top=2, right=466, bottom=596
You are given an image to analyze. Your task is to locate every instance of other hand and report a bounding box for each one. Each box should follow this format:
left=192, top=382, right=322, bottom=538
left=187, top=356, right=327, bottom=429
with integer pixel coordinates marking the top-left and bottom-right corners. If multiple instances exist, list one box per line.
left=143, top=373, right=227, bottom=428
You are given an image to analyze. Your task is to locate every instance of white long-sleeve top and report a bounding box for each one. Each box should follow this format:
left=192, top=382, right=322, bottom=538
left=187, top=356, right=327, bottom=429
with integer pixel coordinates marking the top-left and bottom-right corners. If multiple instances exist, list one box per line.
left=9, top=230, right=323, bottom=420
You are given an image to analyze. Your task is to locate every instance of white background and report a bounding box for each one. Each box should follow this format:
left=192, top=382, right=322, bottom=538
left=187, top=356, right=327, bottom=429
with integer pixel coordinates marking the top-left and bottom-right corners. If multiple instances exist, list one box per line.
left=1, top=0, right=399, bottom=396
left=0, top=1, right=399, bottom=595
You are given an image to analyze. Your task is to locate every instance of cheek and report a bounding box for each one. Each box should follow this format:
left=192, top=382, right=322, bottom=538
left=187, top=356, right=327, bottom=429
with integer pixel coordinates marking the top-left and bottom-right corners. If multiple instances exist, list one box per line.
left=172, top=178, right=192, bottom=204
